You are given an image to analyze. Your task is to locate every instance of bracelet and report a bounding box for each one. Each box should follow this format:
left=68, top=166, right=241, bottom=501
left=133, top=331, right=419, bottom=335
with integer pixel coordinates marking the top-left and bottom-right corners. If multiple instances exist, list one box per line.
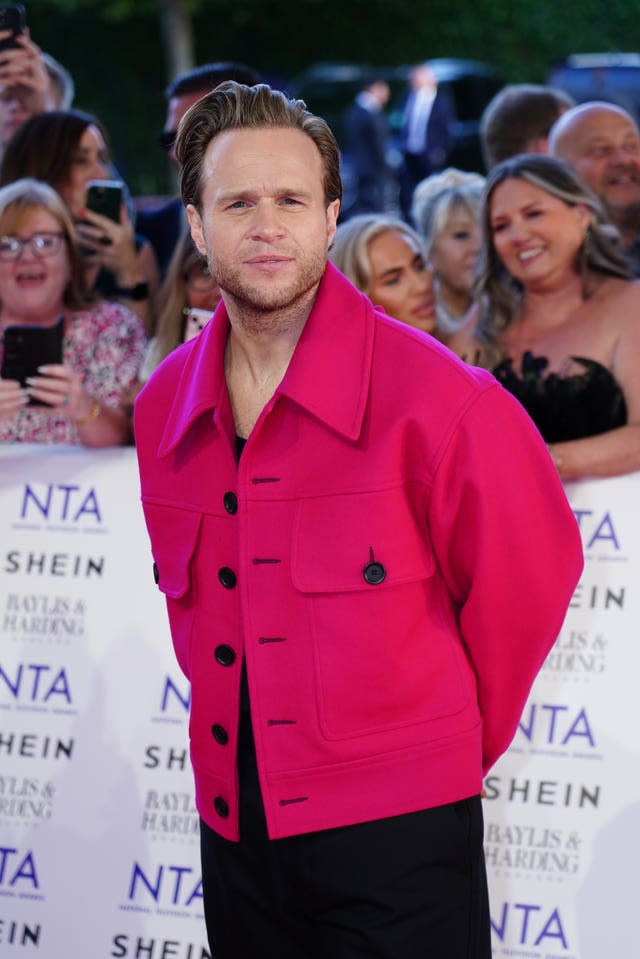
left=74, top=399, right=101, bottom=427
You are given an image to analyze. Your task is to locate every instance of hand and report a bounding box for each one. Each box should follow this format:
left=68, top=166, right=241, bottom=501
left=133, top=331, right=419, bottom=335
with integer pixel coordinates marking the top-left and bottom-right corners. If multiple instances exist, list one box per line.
left=0, top=377, right=29, bottom=420
left=25, top=363, right=95, bottom=422
left=0, top=30, right=50, bottom=112
left=75, top=205, right=142, bottom=287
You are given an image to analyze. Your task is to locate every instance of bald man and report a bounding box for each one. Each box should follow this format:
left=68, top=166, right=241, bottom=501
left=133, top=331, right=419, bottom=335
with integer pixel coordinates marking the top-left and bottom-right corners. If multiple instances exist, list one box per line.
left=550, top=101, right=640, bottom=271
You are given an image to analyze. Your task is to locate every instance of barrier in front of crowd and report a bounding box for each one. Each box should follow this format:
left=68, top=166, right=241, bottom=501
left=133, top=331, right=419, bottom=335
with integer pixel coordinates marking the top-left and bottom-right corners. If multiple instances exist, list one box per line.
left=0, top=445, right=637, bottom=958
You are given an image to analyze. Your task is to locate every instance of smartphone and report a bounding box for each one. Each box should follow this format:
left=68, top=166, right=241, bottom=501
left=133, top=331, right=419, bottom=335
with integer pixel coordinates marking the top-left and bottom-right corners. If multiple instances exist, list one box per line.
left=183, top=307, right=211, bottom=342
left=86, top=180, right=123, bottom=223
left=1, top=319, right=64, bottom=405
left=0, top=4, right=26, bottom=52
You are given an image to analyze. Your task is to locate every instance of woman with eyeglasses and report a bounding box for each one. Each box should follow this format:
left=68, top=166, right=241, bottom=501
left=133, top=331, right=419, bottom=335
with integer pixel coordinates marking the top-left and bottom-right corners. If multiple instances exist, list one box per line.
left=0, top=178, right=146, bottom=445
left=0, top=109, right=160, bottom=333
left=138, top=229, right=221, bottom=383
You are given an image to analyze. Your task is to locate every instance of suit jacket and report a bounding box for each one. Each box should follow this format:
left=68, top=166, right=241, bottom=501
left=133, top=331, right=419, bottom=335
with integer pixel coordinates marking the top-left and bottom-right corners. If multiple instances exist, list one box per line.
left=136, top=196, right=185, bottom=280
left=135, top=263, right=583, bottom=841
left=403, top=88, right=456, bottom=172
left=343, top=99, right=390, bottom=213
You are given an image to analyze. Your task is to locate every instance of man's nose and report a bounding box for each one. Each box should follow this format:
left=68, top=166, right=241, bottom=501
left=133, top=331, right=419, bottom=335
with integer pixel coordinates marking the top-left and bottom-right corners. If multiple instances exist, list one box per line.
left=250, top=203, right=285, bottom=239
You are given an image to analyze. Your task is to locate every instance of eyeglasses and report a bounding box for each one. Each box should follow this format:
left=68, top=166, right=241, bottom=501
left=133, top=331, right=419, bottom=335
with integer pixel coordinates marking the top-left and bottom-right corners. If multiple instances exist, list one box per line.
left=0, top=232, right=65, bottom=261
left=158, top=129, right=177, bottom=152
left=185, top=263, right=218, bottom=291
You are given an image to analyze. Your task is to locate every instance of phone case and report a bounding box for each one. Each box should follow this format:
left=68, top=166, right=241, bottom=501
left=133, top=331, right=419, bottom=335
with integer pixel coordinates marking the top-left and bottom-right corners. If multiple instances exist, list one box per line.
left=0, top=4, right=26, bottom=51
left=86, top=180, right=123, bottom=223
left=1, top=319, right=64, bottom=405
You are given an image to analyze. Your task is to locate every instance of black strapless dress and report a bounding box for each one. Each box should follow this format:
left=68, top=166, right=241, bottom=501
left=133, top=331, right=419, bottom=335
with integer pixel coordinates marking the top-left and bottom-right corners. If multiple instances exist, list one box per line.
left=493, top=351, right=627, bottom=443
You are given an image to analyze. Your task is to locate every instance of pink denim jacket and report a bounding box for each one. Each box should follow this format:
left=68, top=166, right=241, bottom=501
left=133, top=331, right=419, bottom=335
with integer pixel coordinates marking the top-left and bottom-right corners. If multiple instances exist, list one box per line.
left=135, top=264, right=583, bottom=841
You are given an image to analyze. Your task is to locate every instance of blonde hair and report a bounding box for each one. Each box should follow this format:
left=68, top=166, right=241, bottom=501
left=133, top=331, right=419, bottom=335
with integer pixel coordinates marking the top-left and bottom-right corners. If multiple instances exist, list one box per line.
left=0, top=177, right=88, bottom=309
left=329, top=214, right=424, bottom=292
left=411, top=168, right=484, bottom=259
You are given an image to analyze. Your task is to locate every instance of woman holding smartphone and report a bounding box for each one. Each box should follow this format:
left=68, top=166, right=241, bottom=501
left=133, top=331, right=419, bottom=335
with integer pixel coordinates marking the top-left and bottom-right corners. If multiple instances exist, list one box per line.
left=0, top=178, right=146, bottom=445
left=0, top=109, right=159, bottom=332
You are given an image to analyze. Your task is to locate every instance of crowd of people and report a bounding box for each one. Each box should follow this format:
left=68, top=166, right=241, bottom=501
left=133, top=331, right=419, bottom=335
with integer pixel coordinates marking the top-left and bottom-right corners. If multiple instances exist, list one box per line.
left=0, top=26, right=638, bottom=478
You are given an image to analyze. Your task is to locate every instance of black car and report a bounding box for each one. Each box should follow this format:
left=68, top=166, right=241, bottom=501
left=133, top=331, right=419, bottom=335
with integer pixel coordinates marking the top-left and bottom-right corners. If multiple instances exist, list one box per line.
left=548, top=53, right=640, bottom=126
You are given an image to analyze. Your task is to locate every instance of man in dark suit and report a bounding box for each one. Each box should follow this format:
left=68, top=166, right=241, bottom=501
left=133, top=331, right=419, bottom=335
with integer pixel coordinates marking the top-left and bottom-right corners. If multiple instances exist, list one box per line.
left=343, top=75, right=392, bottom=216
left=136, top=62, right=260, bottom=278
left=401, top=64, right=455, bottom=218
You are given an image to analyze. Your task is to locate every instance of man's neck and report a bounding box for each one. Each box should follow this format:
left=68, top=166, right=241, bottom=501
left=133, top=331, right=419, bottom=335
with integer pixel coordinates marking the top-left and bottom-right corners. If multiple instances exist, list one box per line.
left=223, top=289, right=316, bottom=438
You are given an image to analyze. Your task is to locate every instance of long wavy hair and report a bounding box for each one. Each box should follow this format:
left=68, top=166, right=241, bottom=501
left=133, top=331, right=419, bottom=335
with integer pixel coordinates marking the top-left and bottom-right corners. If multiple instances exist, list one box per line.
left=476, top=154, right=631, bottom=366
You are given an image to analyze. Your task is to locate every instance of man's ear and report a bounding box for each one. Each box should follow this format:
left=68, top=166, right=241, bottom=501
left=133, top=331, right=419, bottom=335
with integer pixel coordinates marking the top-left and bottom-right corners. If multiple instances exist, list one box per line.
left=326, top=199, right=340, bottom=248
left=186, top=203, right=207, bottom=257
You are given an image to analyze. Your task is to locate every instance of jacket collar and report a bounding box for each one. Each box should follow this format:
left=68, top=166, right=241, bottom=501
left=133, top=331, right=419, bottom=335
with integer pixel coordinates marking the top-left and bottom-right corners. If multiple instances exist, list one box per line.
left=158, top=263, right=375, bottom=456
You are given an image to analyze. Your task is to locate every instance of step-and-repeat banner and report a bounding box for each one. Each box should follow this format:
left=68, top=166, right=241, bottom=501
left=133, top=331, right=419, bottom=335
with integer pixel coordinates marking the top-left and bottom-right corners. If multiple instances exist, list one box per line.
left=1, top=445, right=637, bottom=958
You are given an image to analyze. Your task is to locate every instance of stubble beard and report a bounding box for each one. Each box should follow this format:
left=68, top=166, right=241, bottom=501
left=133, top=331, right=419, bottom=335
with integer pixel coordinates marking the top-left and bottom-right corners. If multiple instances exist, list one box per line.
left=207, top=249, right=327, bottom=337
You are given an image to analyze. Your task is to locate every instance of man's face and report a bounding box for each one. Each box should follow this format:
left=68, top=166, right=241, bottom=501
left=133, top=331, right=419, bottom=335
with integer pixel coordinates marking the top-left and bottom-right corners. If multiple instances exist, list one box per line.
left=558, top=108, right=640, bottom=214
left=164, top=90, right=209, bottom=166
left=187, top=127, right=339, bottom=325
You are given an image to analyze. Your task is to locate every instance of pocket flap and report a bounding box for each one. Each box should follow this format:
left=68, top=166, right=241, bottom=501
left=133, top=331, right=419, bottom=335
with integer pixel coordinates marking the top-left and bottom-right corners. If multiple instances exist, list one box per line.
left=292, top=486, right=435, bottom=593
left=142, top=502, right=202, bottom=598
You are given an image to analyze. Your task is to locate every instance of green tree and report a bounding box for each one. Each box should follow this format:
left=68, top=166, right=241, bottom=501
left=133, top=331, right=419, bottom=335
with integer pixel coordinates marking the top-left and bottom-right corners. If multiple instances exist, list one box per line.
left=21, top=0, right=640, bottom=194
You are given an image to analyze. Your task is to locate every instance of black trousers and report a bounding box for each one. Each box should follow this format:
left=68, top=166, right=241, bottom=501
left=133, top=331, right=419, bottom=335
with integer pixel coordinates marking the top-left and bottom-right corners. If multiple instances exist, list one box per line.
left=200, top=712, right=491, bottom=959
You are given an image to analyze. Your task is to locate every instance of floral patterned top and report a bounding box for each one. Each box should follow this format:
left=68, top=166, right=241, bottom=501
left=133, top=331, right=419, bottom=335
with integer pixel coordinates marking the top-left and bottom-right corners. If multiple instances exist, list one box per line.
left=0, top=300, right=146, bottom=444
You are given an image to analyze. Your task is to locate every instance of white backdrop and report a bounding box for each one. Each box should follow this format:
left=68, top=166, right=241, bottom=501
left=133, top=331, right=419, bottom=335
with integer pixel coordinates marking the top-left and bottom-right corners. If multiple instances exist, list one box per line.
left=0, top=445, right=637, bottom=958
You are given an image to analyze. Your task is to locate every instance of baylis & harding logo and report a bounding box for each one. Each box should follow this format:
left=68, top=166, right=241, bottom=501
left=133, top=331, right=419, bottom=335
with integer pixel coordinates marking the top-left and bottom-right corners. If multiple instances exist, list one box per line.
left=485, top=821, right=582, bottom=879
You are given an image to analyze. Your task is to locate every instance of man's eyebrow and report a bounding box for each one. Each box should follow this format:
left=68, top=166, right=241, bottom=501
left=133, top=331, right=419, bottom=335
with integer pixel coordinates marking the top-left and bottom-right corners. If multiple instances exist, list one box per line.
left=215, top=187, right=314, bottom=202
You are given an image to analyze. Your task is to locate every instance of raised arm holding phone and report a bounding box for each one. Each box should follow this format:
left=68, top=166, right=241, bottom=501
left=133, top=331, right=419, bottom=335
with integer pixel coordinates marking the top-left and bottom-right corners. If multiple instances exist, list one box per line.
left=0, top=109, right=160, bottom=331
left=0, top=5, right=53, bottom=156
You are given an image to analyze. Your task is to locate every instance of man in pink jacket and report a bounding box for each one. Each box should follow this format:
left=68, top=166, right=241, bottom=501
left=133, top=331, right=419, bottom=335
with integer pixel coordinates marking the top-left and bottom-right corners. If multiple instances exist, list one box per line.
left=134, top=81, right=584, bottom=959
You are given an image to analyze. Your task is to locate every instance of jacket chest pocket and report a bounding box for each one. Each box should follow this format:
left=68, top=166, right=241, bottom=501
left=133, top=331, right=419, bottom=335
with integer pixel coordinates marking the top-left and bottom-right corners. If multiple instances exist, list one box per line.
left=292, top=487, right=468, bottom=741
left=142, top=501, right=203, bottom=677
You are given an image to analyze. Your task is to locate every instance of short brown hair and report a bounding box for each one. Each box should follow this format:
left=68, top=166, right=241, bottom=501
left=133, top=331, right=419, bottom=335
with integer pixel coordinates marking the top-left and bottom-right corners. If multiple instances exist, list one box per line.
left=480, top=85, right=574, bottom=170
left=176, top=81, right=342, bottom=211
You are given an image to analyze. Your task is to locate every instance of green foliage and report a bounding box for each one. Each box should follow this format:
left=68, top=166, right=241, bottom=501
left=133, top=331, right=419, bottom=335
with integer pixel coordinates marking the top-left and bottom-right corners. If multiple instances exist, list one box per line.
left=18, top=0, right=640, bottom=195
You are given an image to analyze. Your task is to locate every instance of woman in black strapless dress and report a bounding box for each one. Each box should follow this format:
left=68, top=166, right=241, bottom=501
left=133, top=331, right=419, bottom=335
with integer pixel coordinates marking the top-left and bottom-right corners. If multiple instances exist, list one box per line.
left=450, top=154, right=640, bottom=480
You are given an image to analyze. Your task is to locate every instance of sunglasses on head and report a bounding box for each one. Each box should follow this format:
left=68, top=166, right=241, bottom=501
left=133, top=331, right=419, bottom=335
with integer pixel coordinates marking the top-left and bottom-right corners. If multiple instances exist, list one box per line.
left=158, top=129, right=177, bottom=152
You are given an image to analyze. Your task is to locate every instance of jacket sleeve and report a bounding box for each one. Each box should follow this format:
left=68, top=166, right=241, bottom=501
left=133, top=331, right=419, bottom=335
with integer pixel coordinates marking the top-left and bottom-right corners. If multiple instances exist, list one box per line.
left=428, top=383, right=584, bottom=773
